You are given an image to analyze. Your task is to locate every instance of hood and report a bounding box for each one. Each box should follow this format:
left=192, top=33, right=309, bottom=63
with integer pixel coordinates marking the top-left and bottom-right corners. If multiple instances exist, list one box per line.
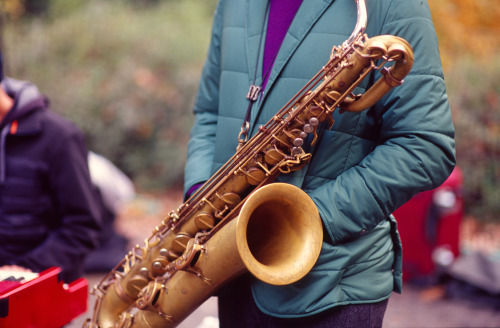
left=1, top=77, right=48, bottom=125
left=0, top=77, right=48, bottom=184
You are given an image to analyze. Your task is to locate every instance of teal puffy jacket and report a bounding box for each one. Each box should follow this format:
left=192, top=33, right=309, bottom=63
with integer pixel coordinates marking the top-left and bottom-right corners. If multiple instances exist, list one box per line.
left=184, top=0, right=455, bottom=318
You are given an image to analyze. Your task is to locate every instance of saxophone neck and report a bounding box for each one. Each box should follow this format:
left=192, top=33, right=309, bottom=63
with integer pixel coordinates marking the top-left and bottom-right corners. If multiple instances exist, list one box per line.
left=346, top=0, right=368, bottom=45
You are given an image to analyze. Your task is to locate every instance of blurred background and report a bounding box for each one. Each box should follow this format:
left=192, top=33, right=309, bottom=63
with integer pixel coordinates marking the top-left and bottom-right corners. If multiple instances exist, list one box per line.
left=1, top=0, right=499, bottom=327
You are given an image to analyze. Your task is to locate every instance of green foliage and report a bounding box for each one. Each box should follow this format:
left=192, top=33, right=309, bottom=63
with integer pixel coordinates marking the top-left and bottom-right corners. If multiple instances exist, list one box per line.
left=428, top=0, right=500, bottom=223
left=2, top=0, right=499, bottom=223
left=3, top=0, right=217, bottom=190
left=446, top=58, right=500, bottom=222
left=430, top=0, right=500, bottom=70
left=45, top=0, right=85, bottom=18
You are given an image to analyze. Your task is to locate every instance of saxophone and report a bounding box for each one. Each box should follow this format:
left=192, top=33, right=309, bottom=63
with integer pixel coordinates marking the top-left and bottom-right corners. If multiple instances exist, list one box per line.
left=84, top=0, right=413, bottom=327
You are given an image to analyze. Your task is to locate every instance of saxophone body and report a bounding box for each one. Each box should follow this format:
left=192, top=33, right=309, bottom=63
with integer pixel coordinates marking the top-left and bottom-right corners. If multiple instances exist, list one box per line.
left=85, top=1, right=413, bottom=327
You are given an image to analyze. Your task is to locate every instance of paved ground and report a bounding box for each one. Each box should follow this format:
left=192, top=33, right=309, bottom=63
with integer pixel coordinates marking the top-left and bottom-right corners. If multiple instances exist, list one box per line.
left=69, top=273, right=500, bottom=328
left=384, top=284, right=500, bottom=328
left=67, top=194, right=500, bottom=328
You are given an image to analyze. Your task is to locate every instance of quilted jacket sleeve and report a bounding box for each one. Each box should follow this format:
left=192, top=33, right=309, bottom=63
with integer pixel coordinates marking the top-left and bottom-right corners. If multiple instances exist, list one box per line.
left=183, top=1, right=223, bottom=195
left=14, top=125, right=102, bottom=282
left=309, top=0, right=456, bottom=244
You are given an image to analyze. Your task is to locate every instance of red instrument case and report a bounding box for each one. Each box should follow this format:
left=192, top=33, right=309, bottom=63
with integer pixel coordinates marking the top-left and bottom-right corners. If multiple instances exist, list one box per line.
left=0, top=267, right=88, bottom=328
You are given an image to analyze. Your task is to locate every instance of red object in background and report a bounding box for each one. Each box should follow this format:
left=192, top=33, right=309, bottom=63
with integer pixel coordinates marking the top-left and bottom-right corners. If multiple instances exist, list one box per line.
left=394, top=167, right=464, bottom=282
left=0, top=267, right=88, bottom=328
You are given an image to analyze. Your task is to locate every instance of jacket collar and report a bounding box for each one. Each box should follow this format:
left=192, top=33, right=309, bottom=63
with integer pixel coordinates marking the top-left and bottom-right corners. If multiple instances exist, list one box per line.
left=8, top=110, right=43, bottom=136
left=245, top=0, right=335, bottom=129
left=0, top=106, right=43, bottom=185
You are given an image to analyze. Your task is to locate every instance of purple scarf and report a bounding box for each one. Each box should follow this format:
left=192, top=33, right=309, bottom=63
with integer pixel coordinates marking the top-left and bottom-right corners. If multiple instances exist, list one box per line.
left=262, top=0, right=303, bottom=91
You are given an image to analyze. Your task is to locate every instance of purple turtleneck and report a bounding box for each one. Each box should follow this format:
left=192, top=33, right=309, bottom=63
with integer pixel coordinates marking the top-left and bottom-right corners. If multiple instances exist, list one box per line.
left=185, top=1, right=303, bottom=199
left=262, top=0, right=303, bottom=91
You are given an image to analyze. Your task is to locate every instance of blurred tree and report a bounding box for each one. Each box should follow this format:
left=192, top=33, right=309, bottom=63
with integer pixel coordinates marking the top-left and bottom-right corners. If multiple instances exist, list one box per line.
left=0, top=0, right=50, bottom=18
left=429, top=0, right=500, bottom=222
left=446, top=60, right=500, bottom=222
left=2, top=0, right=217, bottom=190
left=128, top=0, right=161, bottom=8
left=1, top=0, right=499, bottom=223
left=24, top=0, right=50, bottom=15
left=0, top=0, right=25, bottom=19
left=429, top=0, right=500, bottom=68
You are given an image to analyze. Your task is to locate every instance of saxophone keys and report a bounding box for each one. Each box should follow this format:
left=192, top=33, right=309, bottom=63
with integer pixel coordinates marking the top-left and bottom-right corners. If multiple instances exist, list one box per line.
left=158, top=248, right=179, bottom=263
left=325, top=90, right=342, bottom=105
left=308, top=105, right=322, bottom=115
left=152, top=260, right=167, bottom=273
left=245, top=166, right=266, bottom=186
left=127, top=274, right=150, bottom=294
left=219, top=192, right=241, bottom=207
left=116, top=312, right=135, bottom=328
left=303, top=124, right=314, bottom=134
left=194, top=212, right=216, bottom=230
left=264, top=145, right=286, bottom=165
left=292, top=147, right=303, bottom=155
left=309, top=117, right=319, bottom=127
left=293, top=138, right=304, bottom=147
left=136, top=281, right=164, bottom=309
left=139, top=267, right=150, bottom=276
left=171, top=233, right=191, bottom=254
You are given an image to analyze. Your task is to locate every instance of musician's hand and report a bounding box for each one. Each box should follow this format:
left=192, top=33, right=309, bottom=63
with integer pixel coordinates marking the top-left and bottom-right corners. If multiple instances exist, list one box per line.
left=0, top=265, right=33, bottom=273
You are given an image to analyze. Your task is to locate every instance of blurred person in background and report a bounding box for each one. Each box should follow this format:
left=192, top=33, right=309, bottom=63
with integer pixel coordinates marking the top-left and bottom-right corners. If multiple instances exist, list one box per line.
left=0, top=49, right=102, bottom=283
left=184, top=0, right=455, bottom=327
left=84, top=151, right=135, bottom=273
